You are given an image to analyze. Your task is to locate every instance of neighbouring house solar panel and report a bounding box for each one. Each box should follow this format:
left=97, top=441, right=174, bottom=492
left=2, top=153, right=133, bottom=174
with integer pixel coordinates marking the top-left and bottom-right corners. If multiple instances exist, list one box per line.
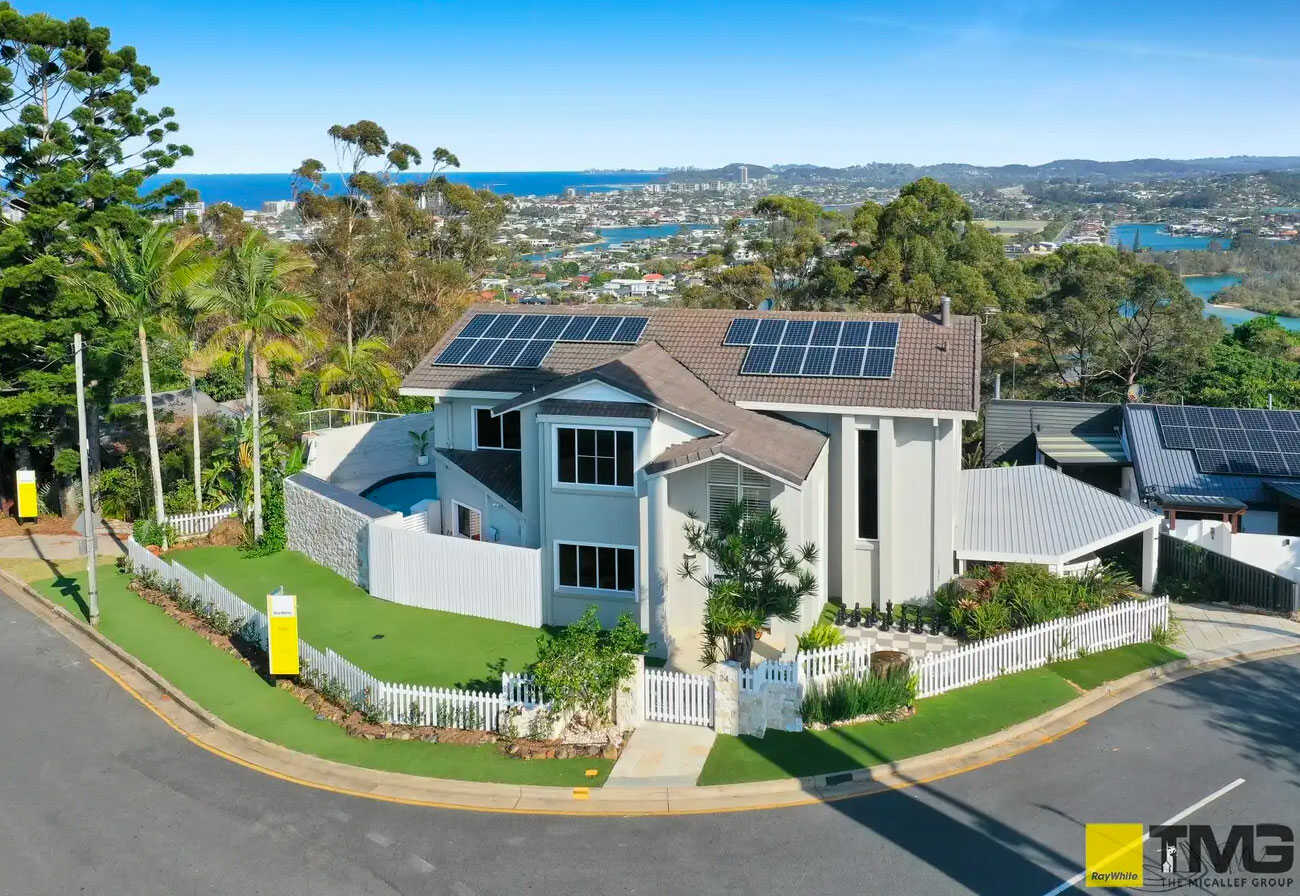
left=861, top=348, right=895, bottom=378
left=802, top=346, right=836, bottom=376
left=1275, top=431, right=1300, bottom=453
left=723, top=318, right=760, bottom=345
left=512, top=339, right=554, bottom=368
left=1210, top=407, right=1242, bottom=428
left=586, top=316, right=620, bottom=342
left=560, top=316, right=597, bottom=341
left=869, top=321, right=900, bottom=348
left=508, top=316, right=545, bottom=339
left=1228, top=454, right=1259, bottom=475
left=1267, top=410, right=1300, bottom=432
left=1246, top=429, right=1279, bottom=452
left=811, top=321, right=842, bottom=345
left=1196, top=449, right=1230, bottom=474
left=1285, top=454, right=1300, bottom=476
left=613, top=317, right=648, bottom=343
left=754, top=319, right=787, bottom=344
left=1155, top=405, right=1187, bottom=427
left=488, top=339, right=528, bottom=367
left=535, top=315, right=572, bottom=339
left=771, top=346, right=806, bottom=375
left=484, top=314, right=522, bottom=338
left=832, top=346, right=865, bottom=376
left=461, top=338, right=502, bottom=366
left=741, top=344, right=778, bottom=374
left=1256, top=452, right=1288, bottom=476
left=1183, top=406, right=1213, bottom=427
left=1189, top=427, right=1222, bottom=450
left=1161, top=426, right=1193, bottom=450
left=459, top=314, right=496, bottom=338
left=1217, top=428, right=1252, bottom=452
left=1238, top=408, right=1270, bottom=429
left=782, top=320, right=814, bottom=345
left=434, top=337, right=476, bottom=365
left=840, top=321, right=872, bottom=346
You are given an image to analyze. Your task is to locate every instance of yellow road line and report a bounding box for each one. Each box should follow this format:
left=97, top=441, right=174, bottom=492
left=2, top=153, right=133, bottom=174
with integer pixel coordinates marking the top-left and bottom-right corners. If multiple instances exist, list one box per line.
left=86, top=656, right=1089, bottom=818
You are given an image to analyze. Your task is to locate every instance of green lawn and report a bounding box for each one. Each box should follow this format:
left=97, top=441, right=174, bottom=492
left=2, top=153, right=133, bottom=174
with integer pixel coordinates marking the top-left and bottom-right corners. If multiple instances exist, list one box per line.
left=172, top=546, right=550, bottom=689
left=698, top=643, right=1185, bottom=785
left=38, top=566, right=610, bottom=786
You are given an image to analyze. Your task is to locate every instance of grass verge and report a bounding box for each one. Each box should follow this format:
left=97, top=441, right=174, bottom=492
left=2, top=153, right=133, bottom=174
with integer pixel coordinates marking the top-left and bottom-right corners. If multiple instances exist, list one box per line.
left=37, top=566, right=611, bottom=786
left=172, top=546, right=550, bottom=689
left=698, top=642, right=1185, bottom=785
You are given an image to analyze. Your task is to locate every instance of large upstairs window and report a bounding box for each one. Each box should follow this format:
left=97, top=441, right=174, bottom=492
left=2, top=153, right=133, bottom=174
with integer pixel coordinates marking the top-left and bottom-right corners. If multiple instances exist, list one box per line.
left=475, top=408, right=521, bottom=450
left=556, top=426, right=634, bottom=488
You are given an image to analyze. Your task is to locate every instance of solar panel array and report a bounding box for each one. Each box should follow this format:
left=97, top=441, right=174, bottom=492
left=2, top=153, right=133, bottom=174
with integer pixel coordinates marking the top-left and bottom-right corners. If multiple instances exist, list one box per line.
left=724, top=318, right=900, bottom=379
left=434, top=313, right=648, bottom=369
left=1154, top=404, right=1300, bottom=477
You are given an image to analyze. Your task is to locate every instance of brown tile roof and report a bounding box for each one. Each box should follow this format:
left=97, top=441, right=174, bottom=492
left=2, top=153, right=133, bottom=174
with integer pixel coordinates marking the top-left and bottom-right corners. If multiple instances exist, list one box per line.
left=493, top=342, right=828, bottom=484
left=537, top=399, right=657, bottom=420
left=435, top=448, right=522, bottom=510
left=401, top=304, right=980, bottom=414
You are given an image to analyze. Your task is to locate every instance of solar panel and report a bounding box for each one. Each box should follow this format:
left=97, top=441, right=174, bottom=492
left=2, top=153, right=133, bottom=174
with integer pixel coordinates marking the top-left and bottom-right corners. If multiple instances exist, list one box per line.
left=811, top=321, right=842, bottom=345
left=771, top=346, right=806, bottom=375
left=1246, top=429, right=1279, bottom=452
left=754, top=319, right=787, bottom=344
left=1155, top=405, right=1187, bottom=427
left=1286, top=454, right=1300, bottom=476
left=489, top=339, right=528, bottom=367
left=840, top=321, right=872, bottom=347
left=1183, top=406, right=1213, bottom=427
left=484, top=314, right=522, bottom=338
left=560, top=316, right=596, bottom=341
left=1196, top=449, right=1230, bottom=474
left=1238, top=408, right=1270, bottom=429
left=741, top=344, right=778, bottom=374
left=724, top=318, right=760, bottom=346
left=869, top=321, right=900, bottom=348
left=1210, top=407, right=1242, bottom=428
left=1229, top=454, right=1259, bottom=475
left=535, top=315, right=572, bottom=339
left=1218, top=429, right=1252, bottom=452
left=1275, top=431, right=1300, bottom=453
left=832, top=346, right=864, bottom=377
left=462, top=338, right=502, bottom=366
left=434, top=337, right=476, bottom=365
left=862, top=348, right=895, bottom=378
left=1161, top=426, right=1193, bottom=450
left=613, top=317, right=648, bottom=343
left=802, top=346, right=835, bottom=376
left=459, top=314, right=495, bottom=338
left=783, top=320, right=814, bottom=345
left=509, top=316, right=545, bottom=340
left=1189, top=427, right=1221, bottom=450
left=1267, top=410, right=1300, bottom=432
left=586, top=316, right=620, bottom=342
left=1256, top=452, right=1288, bottom=476
left=513, top=339, right=554, bottom=368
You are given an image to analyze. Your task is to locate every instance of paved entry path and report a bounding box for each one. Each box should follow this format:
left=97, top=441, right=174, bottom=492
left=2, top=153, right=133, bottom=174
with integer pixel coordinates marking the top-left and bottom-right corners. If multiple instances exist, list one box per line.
left=605, top=722, right=716, bottom=787
left=1174, top=602, right=1300, bottom=661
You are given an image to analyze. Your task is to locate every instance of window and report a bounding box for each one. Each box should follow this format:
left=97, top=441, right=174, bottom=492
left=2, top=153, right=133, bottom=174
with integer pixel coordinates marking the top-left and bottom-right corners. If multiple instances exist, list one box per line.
left=707, top=460, right=770, bottom=525
left=556, top=542, right=636, bottom=593
left=858, top=429, right=879, bottom=539
left=475, top=408, right=521, bottom=450
left=556, top=426, right=634, bottom=487
left=454, top=502, right=482, bottom=540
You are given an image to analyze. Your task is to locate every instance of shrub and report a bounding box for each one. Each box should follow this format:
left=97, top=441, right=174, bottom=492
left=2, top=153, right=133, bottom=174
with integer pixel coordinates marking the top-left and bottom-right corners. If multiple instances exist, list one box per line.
left=800, top=666, right=917, bottom=726
left=797, top=622, right=845, bottom=651
left=528, top=606, right=648, bottom=732
left=132, top=518, right=176, bottom=548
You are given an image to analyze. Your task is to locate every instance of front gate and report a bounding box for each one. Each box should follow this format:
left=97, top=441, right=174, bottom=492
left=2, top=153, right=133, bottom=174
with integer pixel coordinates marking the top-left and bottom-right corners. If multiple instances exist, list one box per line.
left=644, top=668, right=713, bottom=727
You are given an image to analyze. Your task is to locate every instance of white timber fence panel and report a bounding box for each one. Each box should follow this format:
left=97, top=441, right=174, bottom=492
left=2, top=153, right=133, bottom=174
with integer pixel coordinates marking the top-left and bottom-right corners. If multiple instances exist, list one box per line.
left=165, top=504, right=237, bottom=539
left=501, top=672, right=543, bottom=708
left=367, top=522, right=543, bottom=628
left=914, top=598, right=1169, bottom=699
left=644, top=668, right=713, bottom=727
left=795, top=636, right=879, bottom=688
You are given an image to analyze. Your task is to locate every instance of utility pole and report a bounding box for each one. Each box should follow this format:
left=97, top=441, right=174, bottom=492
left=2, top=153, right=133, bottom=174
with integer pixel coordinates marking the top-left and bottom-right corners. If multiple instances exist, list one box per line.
left=74, top=333, right=99, bottom=626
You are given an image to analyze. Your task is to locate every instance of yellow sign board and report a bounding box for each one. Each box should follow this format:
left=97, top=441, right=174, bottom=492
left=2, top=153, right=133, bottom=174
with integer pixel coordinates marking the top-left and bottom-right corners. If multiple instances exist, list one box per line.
left=16, top=469, right=37, bottom=519
left=267, top=593, right=299, bottom=676
left=1085, top=823, right=1144, bottom=888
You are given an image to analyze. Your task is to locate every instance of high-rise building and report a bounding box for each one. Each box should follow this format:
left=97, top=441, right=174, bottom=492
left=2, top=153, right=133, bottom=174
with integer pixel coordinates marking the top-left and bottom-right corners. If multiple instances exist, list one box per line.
left=739, top=165, right=749, bottom=184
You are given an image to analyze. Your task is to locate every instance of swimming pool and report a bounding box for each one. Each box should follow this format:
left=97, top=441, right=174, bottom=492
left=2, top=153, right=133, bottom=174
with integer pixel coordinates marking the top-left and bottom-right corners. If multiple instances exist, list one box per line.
left=360, top=473, right=438, bottom=514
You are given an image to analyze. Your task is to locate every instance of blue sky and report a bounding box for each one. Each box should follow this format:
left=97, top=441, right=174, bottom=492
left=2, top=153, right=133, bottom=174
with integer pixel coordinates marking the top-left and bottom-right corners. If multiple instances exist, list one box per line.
left=42, top=0, right=1300, bottom=173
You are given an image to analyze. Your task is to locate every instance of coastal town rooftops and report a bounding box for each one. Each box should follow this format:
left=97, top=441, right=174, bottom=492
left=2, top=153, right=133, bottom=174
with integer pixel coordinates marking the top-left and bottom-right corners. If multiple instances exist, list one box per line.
left=401, top=304, right=981, bottom=415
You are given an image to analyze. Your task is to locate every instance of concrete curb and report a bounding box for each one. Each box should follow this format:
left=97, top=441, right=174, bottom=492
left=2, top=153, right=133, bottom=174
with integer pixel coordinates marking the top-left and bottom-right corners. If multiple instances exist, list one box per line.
left=5, top=568, right=1299, bottom=816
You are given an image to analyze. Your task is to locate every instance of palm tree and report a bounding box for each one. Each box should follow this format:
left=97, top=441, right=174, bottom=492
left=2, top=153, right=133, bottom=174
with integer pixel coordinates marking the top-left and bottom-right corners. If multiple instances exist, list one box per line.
left=164, top=292, right=213, bottom=510
left=317, top=335, right=401, bottom=423
left=202, top=233, right=314, bottom=541
left=66, top=224, right=212, bottom=526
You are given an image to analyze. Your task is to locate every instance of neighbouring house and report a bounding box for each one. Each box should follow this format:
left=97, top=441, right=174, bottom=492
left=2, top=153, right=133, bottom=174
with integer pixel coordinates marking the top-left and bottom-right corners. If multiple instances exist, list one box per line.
left=984, top=398, right=1130, bottom=495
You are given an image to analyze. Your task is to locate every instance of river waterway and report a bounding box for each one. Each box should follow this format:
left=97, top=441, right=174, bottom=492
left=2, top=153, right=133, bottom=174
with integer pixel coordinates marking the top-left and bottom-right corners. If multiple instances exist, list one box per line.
left=1184, top=273, right=1300, bottom=332
left=1109, top=222, right=1229, bottom=252
left=524, top=223, right=716, bottom=260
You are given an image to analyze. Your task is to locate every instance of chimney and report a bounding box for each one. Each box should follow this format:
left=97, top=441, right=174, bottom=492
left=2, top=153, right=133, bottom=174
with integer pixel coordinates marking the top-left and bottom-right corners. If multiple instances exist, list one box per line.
left=940, top=295, right=952, bottom=327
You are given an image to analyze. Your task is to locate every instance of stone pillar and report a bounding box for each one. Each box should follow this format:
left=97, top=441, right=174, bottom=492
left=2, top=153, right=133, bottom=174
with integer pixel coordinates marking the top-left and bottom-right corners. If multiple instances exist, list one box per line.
left=615, top=654, right=646, bottom=728
left=1141, top=524, right=1159, bottom=593
left=712, top=661, right=741, bottom=736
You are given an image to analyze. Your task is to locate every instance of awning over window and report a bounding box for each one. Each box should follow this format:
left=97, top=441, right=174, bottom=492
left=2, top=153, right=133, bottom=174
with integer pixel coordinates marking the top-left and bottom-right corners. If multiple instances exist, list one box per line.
left=1035, top=433, right=1127, bottom=466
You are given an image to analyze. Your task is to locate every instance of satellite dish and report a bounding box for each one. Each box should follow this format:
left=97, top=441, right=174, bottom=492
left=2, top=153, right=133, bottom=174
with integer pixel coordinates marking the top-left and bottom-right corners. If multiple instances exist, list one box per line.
left=1127, top=383, right=1147, bottom=402
left=757, top=299, right=774, bottom=312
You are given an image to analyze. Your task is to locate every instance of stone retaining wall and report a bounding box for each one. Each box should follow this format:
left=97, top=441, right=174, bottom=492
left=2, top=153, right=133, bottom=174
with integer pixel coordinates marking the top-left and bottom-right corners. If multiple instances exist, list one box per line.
left=285, top=473, right=399, bottom=587
left=713, top=661, right=802, bottom=738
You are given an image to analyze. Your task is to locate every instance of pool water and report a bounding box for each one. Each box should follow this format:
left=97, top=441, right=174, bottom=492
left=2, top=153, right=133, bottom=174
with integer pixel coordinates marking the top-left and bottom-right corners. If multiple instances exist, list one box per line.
left=360, top=473, right=438, bottom=514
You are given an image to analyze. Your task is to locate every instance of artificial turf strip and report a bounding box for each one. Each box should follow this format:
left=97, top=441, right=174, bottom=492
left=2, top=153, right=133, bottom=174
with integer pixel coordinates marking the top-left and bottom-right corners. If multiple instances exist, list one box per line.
left=38, top=568, right=611, bottom=787
left=172, top=546, right=551, bottom=690
left=697, top=643, right=1183, bottom=786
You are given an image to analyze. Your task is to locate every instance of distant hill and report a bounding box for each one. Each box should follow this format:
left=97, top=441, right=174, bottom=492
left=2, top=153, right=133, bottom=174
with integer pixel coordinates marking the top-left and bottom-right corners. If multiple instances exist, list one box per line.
left=665, top=156, right=1300, bottom=189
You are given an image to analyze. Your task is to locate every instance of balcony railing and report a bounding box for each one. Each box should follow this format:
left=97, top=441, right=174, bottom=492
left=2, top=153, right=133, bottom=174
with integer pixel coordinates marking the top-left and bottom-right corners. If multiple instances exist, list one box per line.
left=296, top=408, right=403, bottom=432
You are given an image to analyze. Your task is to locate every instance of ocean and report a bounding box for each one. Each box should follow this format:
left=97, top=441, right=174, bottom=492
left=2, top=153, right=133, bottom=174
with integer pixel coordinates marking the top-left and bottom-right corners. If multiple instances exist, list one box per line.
left=143, top=170, right=665, bottom=209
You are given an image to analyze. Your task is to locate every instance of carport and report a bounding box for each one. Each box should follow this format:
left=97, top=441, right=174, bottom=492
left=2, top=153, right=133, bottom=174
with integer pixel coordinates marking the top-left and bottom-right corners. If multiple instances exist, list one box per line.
left=955, top=465, right=1163, bottom=591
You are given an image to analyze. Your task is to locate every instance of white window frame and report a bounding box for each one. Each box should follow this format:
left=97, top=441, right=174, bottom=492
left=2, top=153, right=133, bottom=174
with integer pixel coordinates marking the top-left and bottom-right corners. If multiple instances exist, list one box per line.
left=472, top=405, right=521, bottom=452
left=551, top=423, right=637, bottom=492
left=855, top=424, right=881, bottom=545
left=553, top=540, right=638, bottom=597
left=451, top=500, right=483, bottom=540
left=706, top=459, right=770, bottom=526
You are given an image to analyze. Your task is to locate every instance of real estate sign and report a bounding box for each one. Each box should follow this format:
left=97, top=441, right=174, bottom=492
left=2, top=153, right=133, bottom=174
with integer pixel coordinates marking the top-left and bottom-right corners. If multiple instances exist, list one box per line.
left=267, top=593, right=299, bottom=676
left=15, top=469, right=37, bottom=519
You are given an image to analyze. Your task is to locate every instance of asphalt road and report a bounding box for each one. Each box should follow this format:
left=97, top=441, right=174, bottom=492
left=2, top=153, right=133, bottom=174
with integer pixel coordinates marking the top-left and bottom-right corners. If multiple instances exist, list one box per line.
left=3, top=591, right=1298, bottom=896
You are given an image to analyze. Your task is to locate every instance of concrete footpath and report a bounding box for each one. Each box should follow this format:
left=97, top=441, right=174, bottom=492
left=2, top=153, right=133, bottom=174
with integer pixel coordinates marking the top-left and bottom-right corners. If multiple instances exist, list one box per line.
left=4, top=566, right=1298, bottom=816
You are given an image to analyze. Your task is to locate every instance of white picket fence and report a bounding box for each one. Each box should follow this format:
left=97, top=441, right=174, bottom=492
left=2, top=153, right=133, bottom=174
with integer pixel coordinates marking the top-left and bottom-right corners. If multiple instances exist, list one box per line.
left=794, top=638, right=878, bottom=688
left=740, top=658, right=798, bottom=691
left=165, top=505, right=237, bottom=539
left=913, top=598, right=1169, bottom=698
left=644, top=668, right=713, bottom=726
left=124, top=538, right=533, bottom=732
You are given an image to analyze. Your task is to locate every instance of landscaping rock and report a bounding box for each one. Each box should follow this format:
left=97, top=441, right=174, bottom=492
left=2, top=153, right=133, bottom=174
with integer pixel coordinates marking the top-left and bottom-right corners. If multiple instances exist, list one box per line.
left=207, top=517, right=247, bottom=547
